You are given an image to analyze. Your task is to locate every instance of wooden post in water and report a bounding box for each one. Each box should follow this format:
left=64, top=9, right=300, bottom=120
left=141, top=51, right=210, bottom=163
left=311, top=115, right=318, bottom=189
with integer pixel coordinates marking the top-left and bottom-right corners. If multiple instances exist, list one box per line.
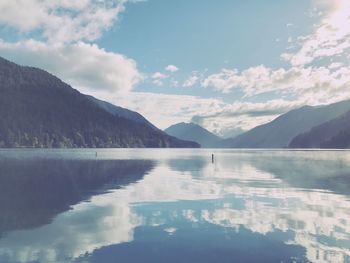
left=212, top=154, right=214, bottom=163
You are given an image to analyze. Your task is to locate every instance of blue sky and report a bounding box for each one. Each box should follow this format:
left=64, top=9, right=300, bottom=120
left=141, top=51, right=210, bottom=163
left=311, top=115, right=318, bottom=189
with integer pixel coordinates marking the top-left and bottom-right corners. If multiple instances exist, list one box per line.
left=99, top=0, right=314, bottom=98
left=0, top=0, right=349, bottom=136
left=102, top=0, right=311, bottom=70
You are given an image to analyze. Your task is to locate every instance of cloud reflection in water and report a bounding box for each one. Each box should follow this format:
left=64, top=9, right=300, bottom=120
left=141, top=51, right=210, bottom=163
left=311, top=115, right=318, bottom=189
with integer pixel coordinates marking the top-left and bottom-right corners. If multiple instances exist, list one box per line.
left=0, top=150, right=349, bottom=263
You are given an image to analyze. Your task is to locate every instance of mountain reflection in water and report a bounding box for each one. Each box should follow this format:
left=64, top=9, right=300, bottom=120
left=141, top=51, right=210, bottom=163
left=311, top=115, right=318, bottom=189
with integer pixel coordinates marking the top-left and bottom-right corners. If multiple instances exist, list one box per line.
left=0, top=149, right=349, bottom=263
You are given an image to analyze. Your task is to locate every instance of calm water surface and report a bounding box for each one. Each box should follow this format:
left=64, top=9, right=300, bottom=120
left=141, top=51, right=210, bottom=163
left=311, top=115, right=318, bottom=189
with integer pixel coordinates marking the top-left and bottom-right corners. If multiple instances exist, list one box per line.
left=0, top=149, right=349, bottom=263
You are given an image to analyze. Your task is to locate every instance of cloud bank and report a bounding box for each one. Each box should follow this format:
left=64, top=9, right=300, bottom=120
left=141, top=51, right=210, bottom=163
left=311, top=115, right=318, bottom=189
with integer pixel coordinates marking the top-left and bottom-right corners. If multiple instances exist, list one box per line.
left=0, top=0, right=143, bottom=95
left=0, top=0, right=127, bottom=44
left=0, top=40, right=142, bottom=94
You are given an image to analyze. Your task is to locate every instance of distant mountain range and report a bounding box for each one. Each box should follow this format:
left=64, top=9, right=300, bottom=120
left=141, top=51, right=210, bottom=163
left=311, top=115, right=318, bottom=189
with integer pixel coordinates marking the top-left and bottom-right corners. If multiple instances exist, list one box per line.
left=1, top=56, right=350, bottom=149
left=220, top=100, right=350, bottom=148
left=289, top=110, right=350, bottom=148
left=0, top=56, right=199, bottom=148
left=164, top=122, right=222, bottom=148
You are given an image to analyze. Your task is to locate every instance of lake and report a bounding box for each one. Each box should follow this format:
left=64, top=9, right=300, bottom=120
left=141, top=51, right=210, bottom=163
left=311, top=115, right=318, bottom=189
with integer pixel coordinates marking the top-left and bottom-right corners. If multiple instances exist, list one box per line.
left=0, top=149, right=349, bottom=263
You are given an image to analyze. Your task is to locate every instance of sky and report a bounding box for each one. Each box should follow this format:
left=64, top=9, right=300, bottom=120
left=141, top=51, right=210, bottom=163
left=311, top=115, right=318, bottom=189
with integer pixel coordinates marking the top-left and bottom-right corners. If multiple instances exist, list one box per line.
left=0, top=0, right=349, bottom=137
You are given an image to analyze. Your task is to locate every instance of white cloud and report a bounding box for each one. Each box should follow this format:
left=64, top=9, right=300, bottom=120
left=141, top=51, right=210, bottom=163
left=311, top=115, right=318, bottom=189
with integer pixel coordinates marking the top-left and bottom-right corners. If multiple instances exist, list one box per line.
left=202, top=66, right=296, bottom=96
left=151, top=72, right=169, bottom=86
left=0, top=0, right=128, bottom=44
left=202, top=66, right=275, bottom=95
left=183, top=75, right=199, bottom=87
left=203, top=65, right=350, bottom=99
left=152, top=79, right=163, bottom=86
left=329, top=62, right=344, bottom=69
left=0, top=40, right=142, bottom=94
left=165, top=65, right=179, bottom=72
left=152, top=72, right=168, bottom=79
left=170, top=79, right=179, bottom=87
left=202, top=64, right=350, bottom=110
left=282, top=0, right=350, bottom=67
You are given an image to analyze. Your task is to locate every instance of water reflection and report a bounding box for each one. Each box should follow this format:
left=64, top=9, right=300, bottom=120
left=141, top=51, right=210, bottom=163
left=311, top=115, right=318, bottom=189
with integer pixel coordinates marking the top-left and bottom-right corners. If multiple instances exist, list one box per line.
left=0, top=150, right=349, bottom=263
left=0, top=156, right=154, bottom=236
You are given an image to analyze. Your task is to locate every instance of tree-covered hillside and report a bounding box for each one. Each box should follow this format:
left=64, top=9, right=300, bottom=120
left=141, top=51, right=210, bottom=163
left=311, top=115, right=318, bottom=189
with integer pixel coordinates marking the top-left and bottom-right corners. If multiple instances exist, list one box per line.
left=0, top=57, right=199, bottom=148
left=289, top=111, right=350, bottom=149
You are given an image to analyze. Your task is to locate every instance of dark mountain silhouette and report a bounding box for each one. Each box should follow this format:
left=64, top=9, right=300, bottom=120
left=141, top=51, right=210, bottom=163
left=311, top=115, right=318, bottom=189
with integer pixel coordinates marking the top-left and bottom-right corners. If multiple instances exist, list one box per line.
left=0, top=56, right=199, bottom=148
left=164, top=122, right=222, bottom=148
left=289, top=110, right=350, bottom=148
left=221, top=100, right=350, bottom=148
